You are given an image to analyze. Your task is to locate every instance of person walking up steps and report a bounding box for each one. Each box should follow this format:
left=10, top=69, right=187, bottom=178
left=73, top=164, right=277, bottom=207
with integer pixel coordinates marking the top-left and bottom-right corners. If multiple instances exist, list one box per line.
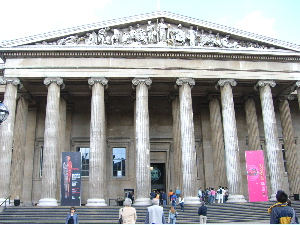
left=198, top=201, right=207, bottom=224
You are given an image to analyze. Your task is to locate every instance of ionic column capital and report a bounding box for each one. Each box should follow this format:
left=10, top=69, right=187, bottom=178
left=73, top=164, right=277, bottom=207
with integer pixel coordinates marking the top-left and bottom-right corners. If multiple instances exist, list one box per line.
left=215, top=79, right=236, bottom=90
left=0, top=77, right=23, bottom=89
left=44, top=78, right=64, bottom=89
left=254, top=80, right=276, bottom=91
left=88, top=77, right=108, bottom=88
left=176, top=78, right=195, bottom=88
left=132, top=78, right=152, bottom=88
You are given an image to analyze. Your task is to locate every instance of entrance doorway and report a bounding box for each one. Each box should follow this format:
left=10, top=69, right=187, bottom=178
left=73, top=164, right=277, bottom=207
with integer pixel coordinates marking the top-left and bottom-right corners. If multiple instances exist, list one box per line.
left=150, top=163, right=165, bottom=192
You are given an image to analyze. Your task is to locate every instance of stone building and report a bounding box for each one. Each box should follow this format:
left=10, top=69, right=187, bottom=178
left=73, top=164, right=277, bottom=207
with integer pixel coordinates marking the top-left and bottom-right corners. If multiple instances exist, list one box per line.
left=0, top=11, right=300, bottom=206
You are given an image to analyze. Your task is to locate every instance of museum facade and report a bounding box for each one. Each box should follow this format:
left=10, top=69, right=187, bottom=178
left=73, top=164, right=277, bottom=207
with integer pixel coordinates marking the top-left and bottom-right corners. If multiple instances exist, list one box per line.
left=0, top=11, right=300, bottom=206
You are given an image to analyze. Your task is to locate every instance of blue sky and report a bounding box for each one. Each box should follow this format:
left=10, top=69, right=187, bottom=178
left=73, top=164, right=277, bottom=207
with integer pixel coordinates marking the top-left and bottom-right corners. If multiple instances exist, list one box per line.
left=0, top=0, right=299, bottom=45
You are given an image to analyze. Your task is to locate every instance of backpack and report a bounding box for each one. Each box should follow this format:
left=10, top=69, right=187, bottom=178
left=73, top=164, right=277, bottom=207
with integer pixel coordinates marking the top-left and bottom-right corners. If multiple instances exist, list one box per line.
left=219, top=189, right=222, bottom=194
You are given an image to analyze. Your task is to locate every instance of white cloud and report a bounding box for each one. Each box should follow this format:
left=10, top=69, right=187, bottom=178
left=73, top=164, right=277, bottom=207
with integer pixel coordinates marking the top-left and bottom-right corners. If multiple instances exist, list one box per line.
left=235, top=11, right=277, bottom=38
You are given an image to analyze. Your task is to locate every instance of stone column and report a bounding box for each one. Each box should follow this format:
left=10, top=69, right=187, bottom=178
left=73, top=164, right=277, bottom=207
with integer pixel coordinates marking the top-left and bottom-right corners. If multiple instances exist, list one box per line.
left=176, top=78, right=199, bottom=205
left=132, top=78, right=152, bottom=206
left=86, top=78, right=108, bottom=206
left=56, top=97, right=67, bottom=200
left=255, top=80, right=285, bottom=201
left=0, top=77, right=21, bottom=202
left=208, top=95, right=227, bottom=187
left=10, top=95, right=29, bottom=203
left=278, top=95, right=300, bottom=196
left=296, top=81, right=300, bottom=110
left=244, top=96, right=261, bottom=150
left=217, top=79, right=246, bottom=202
left=38, top=78, right=64, bottom=206
left=171, top=95, right=182, bottom=194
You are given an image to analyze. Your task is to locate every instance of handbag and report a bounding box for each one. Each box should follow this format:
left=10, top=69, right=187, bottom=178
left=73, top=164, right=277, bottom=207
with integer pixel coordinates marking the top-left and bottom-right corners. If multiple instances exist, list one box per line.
left=118, top=209, right=123, bottom=224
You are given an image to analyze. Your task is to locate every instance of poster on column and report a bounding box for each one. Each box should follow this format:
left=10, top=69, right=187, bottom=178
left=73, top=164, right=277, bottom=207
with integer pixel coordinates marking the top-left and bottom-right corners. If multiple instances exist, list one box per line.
left=61, top=152, right=81, bottom=206
left=245, top=150, right=268, bottom=202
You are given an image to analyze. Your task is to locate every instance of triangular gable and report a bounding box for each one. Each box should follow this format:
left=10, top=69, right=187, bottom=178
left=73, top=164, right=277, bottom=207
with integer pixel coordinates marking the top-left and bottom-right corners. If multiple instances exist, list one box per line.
left=1, top=11, right=299, bottom=52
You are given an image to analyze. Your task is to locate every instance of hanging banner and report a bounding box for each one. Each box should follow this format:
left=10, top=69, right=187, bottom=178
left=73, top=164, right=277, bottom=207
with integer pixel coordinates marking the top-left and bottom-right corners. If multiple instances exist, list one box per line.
left=61, top=152, right=81, bottom=206
left=245, top=150, right=268, bottom=202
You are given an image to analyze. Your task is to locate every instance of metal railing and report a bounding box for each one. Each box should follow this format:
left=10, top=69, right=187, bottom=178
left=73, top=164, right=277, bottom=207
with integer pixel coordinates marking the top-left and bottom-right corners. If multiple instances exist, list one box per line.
left=0, top=196, right=11, bottom=210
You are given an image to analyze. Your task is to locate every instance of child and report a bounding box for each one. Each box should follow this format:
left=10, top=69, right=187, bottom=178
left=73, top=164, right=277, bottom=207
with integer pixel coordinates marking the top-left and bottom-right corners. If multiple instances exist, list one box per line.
left=168, top=206, right=178, bottom=224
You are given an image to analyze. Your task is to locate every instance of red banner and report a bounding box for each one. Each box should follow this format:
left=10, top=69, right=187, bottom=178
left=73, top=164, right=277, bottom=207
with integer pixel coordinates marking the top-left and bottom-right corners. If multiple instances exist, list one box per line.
left=245, top=150, right=268, bottom=202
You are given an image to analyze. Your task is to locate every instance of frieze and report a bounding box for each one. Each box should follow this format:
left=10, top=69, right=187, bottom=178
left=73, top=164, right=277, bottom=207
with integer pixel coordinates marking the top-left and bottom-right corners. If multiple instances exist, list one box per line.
left=2, top=51, right=300, bottom=62
left=35, top=19, right=269, bottom=50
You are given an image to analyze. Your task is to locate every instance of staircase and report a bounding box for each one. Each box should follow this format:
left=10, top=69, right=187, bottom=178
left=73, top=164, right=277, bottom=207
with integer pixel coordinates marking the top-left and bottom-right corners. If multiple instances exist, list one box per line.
left=1, top=201, right=300, bottom=224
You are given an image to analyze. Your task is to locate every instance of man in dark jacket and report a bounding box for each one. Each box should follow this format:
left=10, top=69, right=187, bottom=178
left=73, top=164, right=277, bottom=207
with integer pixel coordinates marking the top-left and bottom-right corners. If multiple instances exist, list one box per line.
left=268, top=190, right=295, bottom=224
left=198, top=201, right=207, bottom=224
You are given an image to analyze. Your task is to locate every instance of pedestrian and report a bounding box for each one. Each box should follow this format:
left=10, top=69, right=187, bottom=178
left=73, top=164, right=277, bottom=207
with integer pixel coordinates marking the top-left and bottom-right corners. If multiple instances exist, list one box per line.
left=198, top=188, right=203, bottom=201
left=224, top=187, right=229, bottom=203
left=175, top=187, right=181, bottom=198
left=268, top=190, right=295, bottom=224
left=161, top=190, right=167, bottom=207
left=65, top=206, right=79, bottom=224
left=145, top=198, right=166, bottom=224
left=168, top=189, right=173, bottom=203
left=119, top=198, right=137, bottom=224
left=210, top=188, right=216, bottom=204
left=179, top=196, right=184, bottom=211
left=198, top=201, right=207, bottom=224
left=171, top=193, right=177, bottom=209
left=168, top=206, right=178, bottom=224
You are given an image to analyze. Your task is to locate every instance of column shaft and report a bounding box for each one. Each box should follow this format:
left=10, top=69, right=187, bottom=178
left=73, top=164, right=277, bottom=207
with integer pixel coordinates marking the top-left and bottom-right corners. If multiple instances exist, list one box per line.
left=279, top=98, right=300, bottom=195
left=244, top=98, right=261, bottom=151
left=218, top=79, right=246, bottom=202
left=0, top=78, right=20, bottom=202
left=208, top=96, right=227, bottom=187
left=38, top=78, right=63, bottom=206
left=171, top=96, right=182, bottom=194
left=86, top=78, right=108, bottom=206
left=10, top=96, right=29, bottom=202
left=256, top=80, right=285, bottom=200
left=132, top=78, right=152, bottom=206
left=176, top=78, right=199, bottom=205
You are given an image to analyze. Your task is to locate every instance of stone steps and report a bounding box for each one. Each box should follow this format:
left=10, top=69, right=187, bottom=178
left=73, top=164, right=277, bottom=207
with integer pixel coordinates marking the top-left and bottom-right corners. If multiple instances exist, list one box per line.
left=1, top=201, right=300, bottom=224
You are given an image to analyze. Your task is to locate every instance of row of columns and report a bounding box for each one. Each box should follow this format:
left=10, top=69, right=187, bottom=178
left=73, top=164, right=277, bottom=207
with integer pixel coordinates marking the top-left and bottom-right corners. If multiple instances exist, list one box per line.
left=0, top=77, right=300, bottom=205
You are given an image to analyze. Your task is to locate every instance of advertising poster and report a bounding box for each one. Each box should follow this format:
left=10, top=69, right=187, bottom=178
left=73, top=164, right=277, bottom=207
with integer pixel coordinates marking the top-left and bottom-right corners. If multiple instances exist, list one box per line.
left=61, top=152, right=81, bottom=206
left=245, top=150, right=268, bottom=202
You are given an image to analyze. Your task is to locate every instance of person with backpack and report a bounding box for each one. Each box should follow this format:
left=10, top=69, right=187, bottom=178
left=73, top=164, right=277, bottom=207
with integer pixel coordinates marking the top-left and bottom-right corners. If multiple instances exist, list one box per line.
left=171, top=193, right=178, bottom=209
left=217, top=186, right=224, bottom=203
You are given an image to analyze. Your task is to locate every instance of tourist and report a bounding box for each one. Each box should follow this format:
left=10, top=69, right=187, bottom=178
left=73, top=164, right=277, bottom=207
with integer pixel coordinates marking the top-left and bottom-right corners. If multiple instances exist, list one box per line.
left=168, top=206, right=178, bottom=224
left=179, top=196, right=184, bottom=211
left=268, top=190, right=294, bottom=224
left=145, top=198, right=166, bottom=224
left=287, top=198, right=299, bottom=224
left=198, top=201, right=207, bottom=224
left=119, top=198, right=137, bottom=224
left=65, top=206, right=79, bottom=224
left=171, top=192, right=178, bottom=209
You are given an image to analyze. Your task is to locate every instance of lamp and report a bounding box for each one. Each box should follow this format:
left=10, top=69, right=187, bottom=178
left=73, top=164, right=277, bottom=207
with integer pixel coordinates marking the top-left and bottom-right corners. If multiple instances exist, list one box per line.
left=0, top=101, right=9, bottom=125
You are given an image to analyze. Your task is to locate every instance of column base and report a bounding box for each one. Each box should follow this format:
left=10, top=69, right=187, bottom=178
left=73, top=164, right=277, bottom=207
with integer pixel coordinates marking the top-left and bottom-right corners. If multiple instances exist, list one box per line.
left=226, top=194, right=247, bottom=203
left=86, top=198, right=107, bottom=206
left=184, top=196, right=201, bottom=205
left=37, top=198, right=58, bottom=206
left=133, top=198, right=152, bottom=206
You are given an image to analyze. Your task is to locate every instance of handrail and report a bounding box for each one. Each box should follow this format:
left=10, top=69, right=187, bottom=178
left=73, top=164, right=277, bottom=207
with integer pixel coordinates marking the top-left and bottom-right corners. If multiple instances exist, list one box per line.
left=0, top=196, right=11, bottom=209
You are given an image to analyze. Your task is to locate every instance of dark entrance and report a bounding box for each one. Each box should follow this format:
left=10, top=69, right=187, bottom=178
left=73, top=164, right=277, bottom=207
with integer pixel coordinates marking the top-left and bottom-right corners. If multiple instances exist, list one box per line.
left=150, top=163, right=165, bottom=192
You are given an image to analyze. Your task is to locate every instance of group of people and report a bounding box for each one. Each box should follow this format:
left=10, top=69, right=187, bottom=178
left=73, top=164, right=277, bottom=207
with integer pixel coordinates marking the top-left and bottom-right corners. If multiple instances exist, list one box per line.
left=198, top=186, right=229, bottom=204
left=65, top=189, right=299, bottom=224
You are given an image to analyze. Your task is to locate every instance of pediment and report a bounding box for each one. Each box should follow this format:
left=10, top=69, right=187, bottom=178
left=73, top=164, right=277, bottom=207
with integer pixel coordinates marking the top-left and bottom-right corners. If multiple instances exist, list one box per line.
left=1, top=11, right=300, bottom=52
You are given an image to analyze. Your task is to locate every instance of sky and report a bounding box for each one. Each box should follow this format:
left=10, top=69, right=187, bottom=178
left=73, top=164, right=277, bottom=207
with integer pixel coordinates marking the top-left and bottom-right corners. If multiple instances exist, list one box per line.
left=0, top=0, right=299, bottom=46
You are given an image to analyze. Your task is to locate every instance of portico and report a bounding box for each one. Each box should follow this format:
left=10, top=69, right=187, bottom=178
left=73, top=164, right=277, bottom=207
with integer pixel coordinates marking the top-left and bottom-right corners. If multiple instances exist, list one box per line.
left=0, top=11, right=300, bottom=206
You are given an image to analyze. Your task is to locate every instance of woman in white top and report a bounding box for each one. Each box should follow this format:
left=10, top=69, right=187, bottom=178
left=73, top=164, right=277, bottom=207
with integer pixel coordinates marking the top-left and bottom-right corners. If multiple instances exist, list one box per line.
left=119, top=198, right=137, bottom=224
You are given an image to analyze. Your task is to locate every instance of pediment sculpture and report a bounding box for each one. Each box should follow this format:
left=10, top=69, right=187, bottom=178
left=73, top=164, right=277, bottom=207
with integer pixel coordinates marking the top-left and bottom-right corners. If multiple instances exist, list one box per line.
left=37, top=18, right=267, bottom=49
